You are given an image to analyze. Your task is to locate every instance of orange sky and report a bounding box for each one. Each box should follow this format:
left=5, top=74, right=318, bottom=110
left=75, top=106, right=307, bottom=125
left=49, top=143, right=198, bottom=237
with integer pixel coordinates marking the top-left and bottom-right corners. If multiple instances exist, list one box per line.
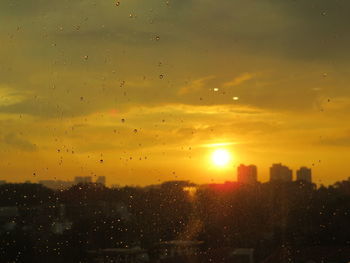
left=0, top=0, right=350, bottom=186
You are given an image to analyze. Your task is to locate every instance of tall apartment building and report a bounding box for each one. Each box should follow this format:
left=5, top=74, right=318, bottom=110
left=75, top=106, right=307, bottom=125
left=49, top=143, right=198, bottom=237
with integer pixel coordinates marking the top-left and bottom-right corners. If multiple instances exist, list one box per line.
left=237, top=164, right=258, bottom=184
left=270, top=163, right=292, bottom=182
left=296, top=167, right=312, bottom=183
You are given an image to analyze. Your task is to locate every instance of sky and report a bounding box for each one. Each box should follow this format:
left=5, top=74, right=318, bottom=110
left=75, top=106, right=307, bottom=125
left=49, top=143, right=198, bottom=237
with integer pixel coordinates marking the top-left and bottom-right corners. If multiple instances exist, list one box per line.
left=0, top=0, right=350, bottom=186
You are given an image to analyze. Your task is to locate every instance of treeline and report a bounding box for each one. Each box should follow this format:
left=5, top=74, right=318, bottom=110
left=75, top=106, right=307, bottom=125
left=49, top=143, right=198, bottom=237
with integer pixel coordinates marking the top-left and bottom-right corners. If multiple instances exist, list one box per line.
left=0, top=179, right=349, bottom=262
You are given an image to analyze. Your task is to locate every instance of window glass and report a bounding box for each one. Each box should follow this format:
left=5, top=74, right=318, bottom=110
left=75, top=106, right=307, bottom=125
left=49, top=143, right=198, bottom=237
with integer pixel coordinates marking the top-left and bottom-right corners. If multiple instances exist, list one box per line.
left=1, top=1, right=349, bottom=262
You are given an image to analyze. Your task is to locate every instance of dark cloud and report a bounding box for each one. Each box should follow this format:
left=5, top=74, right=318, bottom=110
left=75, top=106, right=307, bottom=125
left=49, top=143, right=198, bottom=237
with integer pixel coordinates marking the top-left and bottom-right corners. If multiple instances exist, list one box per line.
left=0, top=98, right=77, bottom=118
left=319, top=132, right=350, bottom=147
left=0, top=0, right=67, bottom=17
left=56, top=26, right=176, bottom=47
left=1, top=0, right=350, bottom=116
left=272, top=0, right=350, bottom=61
left=3, top=0, right=350, bottom=62
left=2, top=133, right=37, bottom=151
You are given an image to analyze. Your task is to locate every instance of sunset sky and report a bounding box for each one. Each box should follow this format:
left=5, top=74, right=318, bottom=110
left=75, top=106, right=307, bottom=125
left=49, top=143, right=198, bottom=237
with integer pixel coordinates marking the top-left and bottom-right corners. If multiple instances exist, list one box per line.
left=1, top=0, right=350, bottom=185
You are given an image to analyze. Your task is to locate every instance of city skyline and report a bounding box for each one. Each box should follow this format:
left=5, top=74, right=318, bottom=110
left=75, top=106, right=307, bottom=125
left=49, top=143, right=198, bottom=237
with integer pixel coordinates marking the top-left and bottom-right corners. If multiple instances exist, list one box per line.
left=0, top=163, right=318, bottom=187
left=1, top=0, right=350, bottom=186
left=1, top=1, right=350, bottom=262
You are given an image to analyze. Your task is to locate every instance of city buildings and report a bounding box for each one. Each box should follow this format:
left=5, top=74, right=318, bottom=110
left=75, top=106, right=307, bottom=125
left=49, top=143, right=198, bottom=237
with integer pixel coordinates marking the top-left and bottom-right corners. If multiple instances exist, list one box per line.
left=270, top=163, right=293, bottom=182
left=39, top=180, right=74, bottom=190
left=1, top=163, right=313, bottom=190
left=296, top=167, right=312, bottom=183
left=237, top=164, right=258, bottom=184
left=74, top=176, right=92, bottom=184
left=96, top=176, right=106, bottom=186
left=39, top=176, right=106, bottom=190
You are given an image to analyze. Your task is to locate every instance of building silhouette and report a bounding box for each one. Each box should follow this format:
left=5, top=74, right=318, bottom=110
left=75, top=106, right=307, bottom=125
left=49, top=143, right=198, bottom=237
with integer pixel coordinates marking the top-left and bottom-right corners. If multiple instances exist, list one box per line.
left=96, top=176, right=106, bottom=186
left=270, top=163, right=292, bottom=182
left=39, top=180, right=73, bottom=190
left=74, top=176, right=92, bottom=184
left=237, top=164, right=257, bottom=184
left=39, top=176, right=106, bottom=189
left=296, top=167, right=312, bottom=183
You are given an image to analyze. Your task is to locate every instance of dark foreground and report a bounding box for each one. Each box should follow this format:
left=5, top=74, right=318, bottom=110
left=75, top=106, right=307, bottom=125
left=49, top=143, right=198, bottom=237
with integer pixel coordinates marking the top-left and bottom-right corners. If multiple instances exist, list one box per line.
left=0, top=179, right=349, bottom=262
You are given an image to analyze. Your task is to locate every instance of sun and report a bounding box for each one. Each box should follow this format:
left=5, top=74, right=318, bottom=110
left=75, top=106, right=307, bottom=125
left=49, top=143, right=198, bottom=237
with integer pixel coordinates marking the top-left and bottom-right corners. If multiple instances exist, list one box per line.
left=211, top=149, right=231, bottom=167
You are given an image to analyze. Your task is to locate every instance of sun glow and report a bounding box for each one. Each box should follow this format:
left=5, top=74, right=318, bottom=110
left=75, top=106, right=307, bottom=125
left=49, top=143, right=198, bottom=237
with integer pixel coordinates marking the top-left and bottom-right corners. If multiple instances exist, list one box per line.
left=211, top=149, right=231, bottom=167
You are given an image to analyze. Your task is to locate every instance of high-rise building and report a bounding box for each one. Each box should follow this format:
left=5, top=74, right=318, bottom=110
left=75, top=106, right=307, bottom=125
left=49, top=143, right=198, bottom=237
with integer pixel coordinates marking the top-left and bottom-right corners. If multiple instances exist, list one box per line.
left=74, top=176, right=92, bottom=184
left=96, top=176, right=106, bottom=186
left=237, top=164, right=257, bottom=184
left=296, top=167, right=312, bottom=183
left=270, top=163, right=292, bottom=182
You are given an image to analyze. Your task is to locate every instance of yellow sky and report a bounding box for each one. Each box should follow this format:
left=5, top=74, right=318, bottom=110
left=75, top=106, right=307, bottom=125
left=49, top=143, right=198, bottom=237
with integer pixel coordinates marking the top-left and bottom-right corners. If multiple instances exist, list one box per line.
left=0, top=0, right=349, bottom=185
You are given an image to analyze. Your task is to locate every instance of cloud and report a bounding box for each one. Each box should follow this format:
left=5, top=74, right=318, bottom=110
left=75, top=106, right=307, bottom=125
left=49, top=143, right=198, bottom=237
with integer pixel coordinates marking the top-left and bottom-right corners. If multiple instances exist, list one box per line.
left=3, top=0, right=350, bottom=62
left=0, top=97, right=80, bottom=118
left=223, top=73, right=254, bottom=88
left=0, top=86, right=26, bottom=107
left=178, top=76, right=214, bottom=95
left=319, top=134, right=350, bottom=148
left=314, top=96, right=350, bottom=112
left=2, top=133, right=37, bottom=151
left=2, top=0, right=350, bottom=118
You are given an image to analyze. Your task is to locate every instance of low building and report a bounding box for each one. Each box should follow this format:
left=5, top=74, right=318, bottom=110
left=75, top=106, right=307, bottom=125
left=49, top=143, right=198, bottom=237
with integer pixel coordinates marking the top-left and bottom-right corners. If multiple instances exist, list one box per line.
left=96, top=176, right=106, bottom=186
left=230, top=248, right=254, bottom=263
left=88, top=247, right=149, bottom=263
left=74, top=176, right=92, bottom=184
left=39, top=180, right=74, bottom=190
left=152, top=240, right=203, bottom=260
